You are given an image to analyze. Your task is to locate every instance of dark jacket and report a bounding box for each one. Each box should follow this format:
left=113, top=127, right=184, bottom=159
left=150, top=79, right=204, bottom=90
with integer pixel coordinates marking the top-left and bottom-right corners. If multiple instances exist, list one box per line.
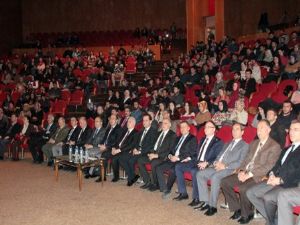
left=135, top=127, right=158, bottom=155
left=116, top=128, right=138, bottom=153
left=101, top=124, right=122, bottom=149
left=154, top=130, right=176, bottom=160
left=76, top=126, right=93, bottom=147
left=171, top=133, right=198, bottom=161
left=196, top=136, right=224, bottom=164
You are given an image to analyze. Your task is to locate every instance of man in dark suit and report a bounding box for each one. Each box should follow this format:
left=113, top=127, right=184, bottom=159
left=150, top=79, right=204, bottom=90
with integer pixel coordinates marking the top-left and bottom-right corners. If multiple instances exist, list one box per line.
left=119, top=106, right=131, bottom=130
left=60, top=117, right=81, bottom=155
left=0, top=114, right=22, bottom=159
left=266, top=108, right=286, bottom=149
left=138, top=118, right=176, bottom=191
left=220, top=120, right=281, bottom=224
left=174, top=121, right=223, bottom=205
left=74, top=117, right=93, bottom=149
left=109, top=117, right=137, bottom=184
left=99, top=114, right=123, bottom=178
left=156, top=121, right=198, bottom=199
left=84, top=117, right=106, bottom=180
left=196, top=123, right=249, bottom=216
left=246, top=119, right=300, bottom=225
left=240, top=69, right=256, bottom=98
left=119, top=114, right=158, bottom=186
left=29, top=114, right=57, bottom=163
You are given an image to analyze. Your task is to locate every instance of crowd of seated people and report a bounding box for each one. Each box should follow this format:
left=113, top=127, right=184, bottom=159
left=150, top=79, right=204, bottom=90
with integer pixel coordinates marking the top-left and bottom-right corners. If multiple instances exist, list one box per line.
left=0, top=29, right=300, bottom=224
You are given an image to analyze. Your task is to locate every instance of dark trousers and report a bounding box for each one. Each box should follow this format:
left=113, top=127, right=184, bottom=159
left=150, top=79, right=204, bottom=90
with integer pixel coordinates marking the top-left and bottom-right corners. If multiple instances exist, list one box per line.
left=138, top=156, right=165, bottom=186
left=11, top=140, right=21, bottom=160
left=156, top=161, right=177, bottom=192
left=0, top=138, right=10, bottom=157
left=175, top=161, right=198, bottom=199
left=221, top=174, right=257, bottom=218
left=102, top=150, right=123, bottom=179
left=119, top=153, right=140, bottom=181
left=29, top=136, right=46, bottom=162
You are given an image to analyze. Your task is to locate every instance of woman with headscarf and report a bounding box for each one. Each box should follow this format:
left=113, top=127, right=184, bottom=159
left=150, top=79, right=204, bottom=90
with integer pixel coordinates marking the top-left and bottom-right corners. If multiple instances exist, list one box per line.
left=212, top=100, right=230, bottom=128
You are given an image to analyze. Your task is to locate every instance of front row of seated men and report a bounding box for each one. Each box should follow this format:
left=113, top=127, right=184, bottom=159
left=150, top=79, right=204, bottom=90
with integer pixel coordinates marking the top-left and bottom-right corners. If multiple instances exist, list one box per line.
left=38, top=113, right=300, bottom=225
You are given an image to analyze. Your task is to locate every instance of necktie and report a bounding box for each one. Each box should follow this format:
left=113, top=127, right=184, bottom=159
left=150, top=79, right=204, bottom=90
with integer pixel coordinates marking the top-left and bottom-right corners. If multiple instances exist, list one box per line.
left=281, top=145, right=295, bottom=165
left=105, top=127, right=114, bottom=145
left=246, top=142, right=263, bottom=173
left=77, top=128, right=84, bottom=141
left=139, top=129, right=148, bottom=147
left=93, top=128, right=99, bottom=138
left=121, top=117, right=128, bottom=127
left=174, top=136, right=185, bottom=156
left=219, top=140, right=236, bottom=162
left=119, top=130, right=130, bottom=147
left=154, top=132, right=165, bottom=151
left=67, top=128, right=75, bottom=141
left=197, top=138, right=208, bottom=161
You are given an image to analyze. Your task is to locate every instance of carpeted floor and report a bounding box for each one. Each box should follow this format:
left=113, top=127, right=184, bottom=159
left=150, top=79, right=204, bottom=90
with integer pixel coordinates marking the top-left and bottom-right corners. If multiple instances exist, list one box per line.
left=0, top=158, right=265, bottom=225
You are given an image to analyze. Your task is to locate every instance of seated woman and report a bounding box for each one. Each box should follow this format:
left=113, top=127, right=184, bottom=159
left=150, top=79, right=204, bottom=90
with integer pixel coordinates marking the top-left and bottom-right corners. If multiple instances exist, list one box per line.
left=193, top=101, right=211, bottom=128
left=11, top=116, right=35, bottom=161
left=168, top=101, right=180, bottom=121
left=212, top=100, right=230, bottom=128
left=251, top=102, right=266, bottom=128
left=264, top=56, right=284, bottom=83
left=155, top=102, right=166, bottom=124
left=111, top=61, right=125, bottom=87
left=227, top=82, right=240, bottom=109
left=212, top=87, right=230, bottom=112
left=180, top=102, right=195, bottom=122
left=227, top=99, right=248, bottom=126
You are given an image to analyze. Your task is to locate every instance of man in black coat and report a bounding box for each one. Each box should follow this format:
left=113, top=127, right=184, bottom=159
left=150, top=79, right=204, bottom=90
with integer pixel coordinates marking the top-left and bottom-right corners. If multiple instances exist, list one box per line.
left=246, top=119, right=300, bottom=225
left=28, top=114, right=57, bottom=163
left=138, top=118, right=176, bottom=190
left=120, top=114, right=158, bottom=186
left=156, top=121, right=198, bottom=198
left=108, top=116, right=138, bottom=184
left=0, top=114, right=22, bottom=159
left=61, top=117, right=81, bottom=155
left=74, top=117, right=93, bottom=149
left=98, top=114, right=123, bottom=181
left=240, top=69, right=256, bottom=98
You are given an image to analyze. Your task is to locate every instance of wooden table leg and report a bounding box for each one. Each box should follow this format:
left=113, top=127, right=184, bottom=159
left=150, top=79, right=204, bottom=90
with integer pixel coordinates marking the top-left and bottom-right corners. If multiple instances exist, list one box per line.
left=54, top=159, right=59, bottom=181
left=100, top=159, right=104, bottom=187
left=78, top=165, right=82, bottom=191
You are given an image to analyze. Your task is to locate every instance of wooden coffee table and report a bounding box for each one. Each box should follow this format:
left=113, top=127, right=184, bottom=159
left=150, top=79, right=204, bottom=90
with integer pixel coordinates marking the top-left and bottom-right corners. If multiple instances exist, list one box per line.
left=54, top=156, right=105, bottom=191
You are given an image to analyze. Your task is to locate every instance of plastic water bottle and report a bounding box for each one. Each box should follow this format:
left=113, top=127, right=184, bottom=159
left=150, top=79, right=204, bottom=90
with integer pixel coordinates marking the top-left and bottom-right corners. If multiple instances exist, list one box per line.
left=69, top=146, right=72, bottom=162
left=85, top=150, right=89, bottom=162
left=74, top=146, right=79, bottom=163
left=80, top=147, right=84, bottom=163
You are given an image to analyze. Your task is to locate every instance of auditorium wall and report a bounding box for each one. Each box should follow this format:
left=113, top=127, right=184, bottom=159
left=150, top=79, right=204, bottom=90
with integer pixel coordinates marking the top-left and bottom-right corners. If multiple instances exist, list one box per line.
left=21, top=0, right=186, bottom=39
left=0, top=0, right=22, bottom=54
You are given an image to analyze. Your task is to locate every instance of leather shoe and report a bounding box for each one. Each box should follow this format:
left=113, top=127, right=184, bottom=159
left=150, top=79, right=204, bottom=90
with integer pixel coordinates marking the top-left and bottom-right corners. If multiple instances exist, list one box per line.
left=140, top=183, right=151, bottom=189
left=238, top=214, right=254, bottom=224
left=188, top=199, right=200, bottom=207
left=173, top=193, right=188, bottom=201
left=230, top=210, right=241, bottom=220
left=85, top=174, right=91, bottom=179
left=127, top=181, right=133, bottom=186
left=194, top=201, right=205, bottom=210
left=200, top=203, right=209, bottom=211
left=162, top=190, right=171, bottom=199
left=111, top=177, right=119, bottom=182
left=148, top=184, right=159, bottom=192
left=131, top=175, right=140, bottom=185
left=204, top=207, right=217, bottom=216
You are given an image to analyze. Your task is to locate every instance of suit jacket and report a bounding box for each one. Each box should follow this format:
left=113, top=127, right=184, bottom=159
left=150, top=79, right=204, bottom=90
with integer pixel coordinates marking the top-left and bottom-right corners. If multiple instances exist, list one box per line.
left=101, top=124, right=122, bottom=149
left=154, top=130, right=176, bottom=160
left=240, top=77, right=256, bottom=97
left=239, top=137, right=281, bottom=182
left=270, top=120, right=286, bottom=149
left=5, top=122, right=22, bottom=139
left=65, top=126, right=81, bottom=142
left=171, top=133, right=198, bottom=161
left=42, top=123, right=58, bottom=141
left=269, top=145, right=300, bottom=188
left=22, top=124, right=35, bottom=138
left=196, top=136, right=224, bottom=164
left=115, top=128, right=138, bottom=153
left=135, top=126, right=158, bottom=155
left=86, top=127, right=106, bottom=147
left=76, top=126, right=93, bottom=147
left=51, top=126, right=70, bottom=143
left=216, top=139, right=249, bottom=170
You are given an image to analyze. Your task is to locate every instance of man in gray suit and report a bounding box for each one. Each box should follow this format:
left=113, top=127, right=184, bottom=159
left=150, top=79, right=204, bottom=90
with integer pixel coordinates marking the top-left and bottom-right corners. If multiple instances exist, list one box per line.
left=196, top=122, right=249, bottom=216
left=85, top=117, right=106, bottom=158
left=220, top=120, right=281, bottom=224
left=246, top=119, right=300, bottom=225
left=277, top=188, right=300, bottom=225
left=42, top=117, right=70, bottom=166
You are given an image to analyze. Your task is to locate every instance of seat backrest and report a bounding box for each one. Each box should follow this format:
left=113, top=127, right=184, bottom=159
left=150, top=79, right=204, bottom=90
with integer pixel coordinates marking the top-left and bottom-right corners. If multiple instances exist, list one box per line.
left=243, top=126, right=257, bottom=144
left=216, top=125, right=232, bottom=143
